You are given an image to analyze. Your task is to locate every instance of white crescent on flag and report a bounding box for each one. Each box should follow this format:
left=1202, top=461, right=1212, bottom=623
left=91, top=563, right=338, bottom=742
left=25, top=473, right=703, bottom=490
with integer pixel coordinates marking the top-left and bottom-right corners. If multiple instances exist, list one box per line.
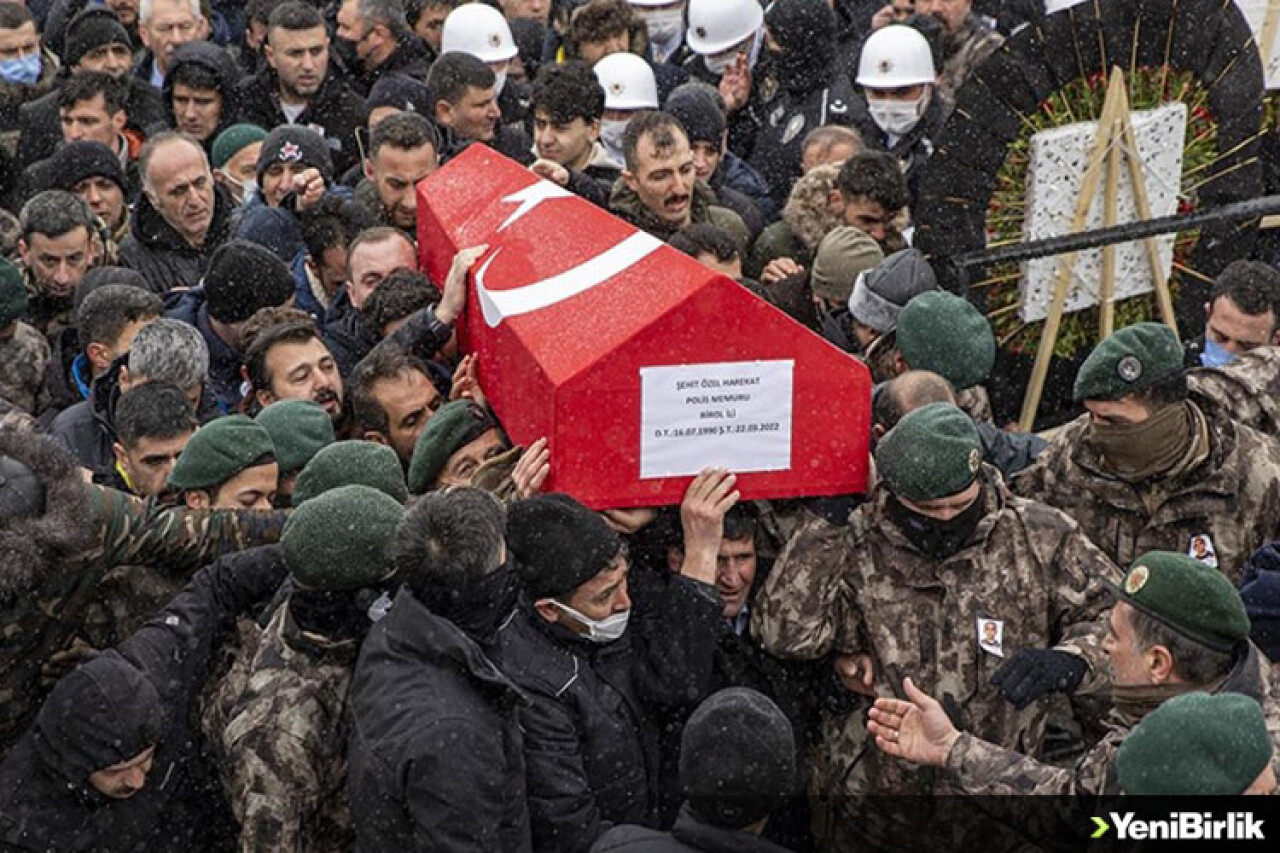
left=474, top=180, right=665, bottom=326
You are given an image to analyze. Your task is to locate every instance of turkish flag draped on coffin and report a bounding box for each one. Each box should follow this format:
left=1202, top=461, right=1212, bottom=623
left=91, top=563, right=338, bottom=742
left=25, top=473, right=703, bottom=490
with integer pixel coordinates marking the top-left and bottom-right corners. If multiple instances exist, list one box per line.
left=417, top=145, right=871, bottom=509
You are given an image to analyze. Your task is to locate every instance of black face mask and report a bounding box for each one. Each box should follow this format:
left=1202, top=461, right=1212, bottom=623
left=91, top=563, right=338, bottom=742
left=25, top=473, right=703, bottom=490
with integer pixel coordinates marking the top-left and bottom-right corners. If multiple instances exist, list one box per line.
left=333, top=37, right=361, bottom=73
left=290, top=582, right=394, bottom=641
left=428, top=559, right=519, bottom=647
left=885, top=486, right=986, bottom=560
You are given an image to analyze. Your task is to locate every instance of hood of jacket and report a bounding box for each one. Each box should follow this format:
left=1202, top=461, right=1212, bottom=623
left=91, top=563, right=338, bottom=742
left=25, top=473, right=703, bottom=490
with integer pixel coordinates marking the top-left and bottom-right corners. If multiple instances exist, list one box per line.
left=765, top=0, right=837, bottom=94
left=129, top=182, right=233, bottom=256
left=32, top=651, right=163, bottom=794
left=0, top=427, right=95, bottom=605
left=162, top=41, right=241, bottom=141
left=782, top=162, right=845, bottom=251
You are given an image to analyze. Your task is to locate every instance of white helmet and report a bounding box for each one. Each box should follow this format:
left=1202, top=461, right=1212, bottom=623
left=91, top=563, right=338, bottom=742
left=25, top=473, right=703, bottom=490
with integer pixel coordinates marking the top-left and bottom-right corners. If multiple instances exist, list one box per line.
left=686, top=0, right=762, bottom=55
left=856, top=25, right=936, bottom=89
left=594, top=53, right=659, bottom=111
left=441, top=3, right=517, bottom=64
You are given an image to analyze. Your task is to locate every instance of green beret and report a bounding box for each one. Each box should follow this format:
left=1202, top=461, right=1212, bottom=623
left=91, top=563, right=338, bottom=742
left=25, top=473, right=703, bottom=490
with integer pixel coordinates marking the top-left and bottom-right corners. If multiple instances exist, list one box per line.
left=283, top=484, right=403, bottom=591
left=0, top=259, right=26, bottom=328
left=293, top=440, right=408, bottom=507
left=255, top=400, right=335, bottom=475
left=167, top=415, right=276, bottom=492
left=875, top=402, right=983, bottom=502
left=1116, top=692, right=1272, bottom=795
left=211, top=123, right=266, bottom=169
left=1109, top=551, right=1250, bottom=652
left=1073, top=322, right=1182, bottom=402
left=407, top=401, right=498, bottom=495
left=896, top=291, right=995, bottom=390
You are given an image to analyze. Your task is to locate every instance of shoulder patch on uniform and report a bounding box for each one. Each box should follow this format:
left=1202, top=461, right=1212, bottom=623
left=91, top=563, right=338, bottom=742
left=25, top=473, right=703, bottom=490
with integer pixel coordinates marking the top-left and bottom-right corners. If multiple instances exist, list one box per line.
left=968, top=448, right=982, bottom=474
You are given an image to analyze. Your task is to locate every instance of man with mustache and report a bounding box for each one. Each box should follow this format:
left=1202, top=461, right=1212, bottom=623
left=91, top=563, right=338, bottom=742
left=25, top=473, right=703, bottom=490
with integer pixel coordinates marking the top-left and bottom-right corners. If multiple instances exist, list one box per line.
left=241, top=306, right=346, bottom=428
left=17, top=190, right=97, bottom=338
left=609, top=110, right=749, bottom=249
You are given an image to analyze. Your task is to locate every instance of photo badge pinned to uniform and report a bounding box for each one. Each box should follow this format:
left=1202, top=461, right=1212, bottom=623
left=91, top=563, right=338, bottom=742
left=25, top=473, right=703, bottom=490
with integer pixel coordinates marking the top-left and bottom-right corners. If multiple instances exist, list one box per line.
left=1188, top=534, right=1218, bottom=568
left=977, top=617, right=1004, bottom=657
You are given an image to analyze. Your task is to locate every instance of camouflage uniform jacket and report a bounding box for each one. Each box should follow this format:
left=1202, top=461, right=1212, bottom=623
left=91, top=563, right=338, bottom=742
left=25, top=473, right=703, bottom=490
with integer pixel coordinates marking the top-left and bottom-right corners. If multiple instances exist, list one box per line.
left=0, top=484, right=286, bottom=751
left=938, top=641, right=1280, bottom=844
left=752, top=469, right=1118, bottom=850
left=224, top=598, right=359, bottom=853
left=937, top=15, right=1005, bottom=103
left=1012, top=406, right=1280, bottom=584
left=0, top=320, right=49, bottom=414
left=21, top=266, right=74, bottom=339
left=1188, top=346, right=1280, bottom=436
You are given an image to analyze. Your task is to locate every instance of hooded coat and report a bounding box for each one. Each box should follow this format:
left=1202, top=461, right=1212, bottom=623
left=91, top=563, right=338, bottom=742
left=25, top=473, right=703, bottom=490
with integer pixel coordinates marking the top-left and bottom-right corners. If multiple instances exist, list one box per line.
left=745, top=0, right=856, bottom=211
left=160, top=41, right=242, bottom=148
left=119, top=184, right=235, bottom=296
left=0, top=547, right=289, bottom=853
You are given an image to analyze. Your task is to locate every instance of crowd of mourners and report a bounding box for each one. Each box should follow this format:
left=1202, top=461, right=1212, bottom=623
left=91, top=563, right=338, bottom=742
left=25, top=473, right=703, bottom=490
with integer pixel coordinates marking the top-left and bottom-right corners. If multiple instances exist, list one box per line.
left=4, top=0, right=1280, bottom=850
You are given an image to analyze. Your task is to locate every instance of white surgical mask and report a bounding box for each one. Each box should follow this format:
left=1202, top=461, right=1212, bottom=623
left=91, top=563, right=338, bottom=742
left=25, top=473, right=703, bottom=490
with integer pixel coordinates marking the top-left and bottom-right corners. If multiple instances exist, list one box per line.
left=703, top=29, right=762, bottom=77
left=600, top=118, right=628, bottom=165
left=550, top=599, right=631, bottom=643
left=640, top=6, right=684, bottom=62
left=868, top=89, right=929, bottom=139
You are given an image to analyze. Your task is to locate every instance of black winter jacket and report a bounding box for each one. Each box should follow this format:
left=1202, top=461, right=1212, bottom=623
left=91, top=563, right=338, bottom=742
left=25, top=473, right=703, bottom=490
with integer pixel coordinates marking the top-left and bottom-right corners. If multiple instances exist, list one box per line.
left=0, top=546, right=288, bottom=852
left=591, top=805, right=795, bottom=853
left=234, top=69, right=367, bottom=176
left=15, top=76, right=165, bottom=173
left=119, top=185, right=235, bottom=296
left=347, top=587, right=532, bottom=853
left=497, top=571, right=723, bottom=853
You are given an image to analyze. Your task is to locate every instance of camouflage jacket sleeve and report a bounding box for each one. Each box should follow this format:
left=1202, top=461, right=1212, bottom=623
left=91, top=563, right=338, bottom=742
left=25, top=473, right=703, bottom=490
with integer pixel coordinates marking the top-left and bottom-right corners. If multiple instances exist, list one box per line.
left=751, top=517, right=862, bottom=660
left=942, top=732, right=1117, bottom=841
left=1027, top=503, right=1123, bottom=684
left=83, top=485, right=288, bottom=574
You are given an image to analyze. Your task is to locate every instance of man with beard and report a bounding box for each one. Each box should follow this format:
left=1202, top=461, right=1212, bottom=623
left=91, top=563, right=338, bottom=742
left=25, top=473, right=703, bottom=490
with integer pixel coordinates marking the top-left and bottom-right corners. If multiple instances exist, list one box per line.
left=347, top=487, right=531, bottom=850
left=1014, top=322, right=1280, bottom=585
left=18, top=189, right=96, bottom=337
left=121, top=131, right=235, bottom=294
left=106, top=381, right=198, bottom=497
left=335, top=0, right=432, bottom=96
left=235, top=2, right=367, bottom=177
left=905, top=0, right=1003, bottom=103
left=225, top=484, right=403, bottom=853
left=353, top=111, right=438, bottom=233
left=0, top=426, right=289, bottom=754
left=867, top=552, right=1280, bottom=830
left=752, top=403, right=1120, bottom=853
left=164, top=239, right=295, bottom=412
left=609, top=111, right=749, bottom=248
left=240, top=307, right=345, bottom=425
left=348, top=344, right=445, bottom=467
left=0, top=508, right=291, bottom=851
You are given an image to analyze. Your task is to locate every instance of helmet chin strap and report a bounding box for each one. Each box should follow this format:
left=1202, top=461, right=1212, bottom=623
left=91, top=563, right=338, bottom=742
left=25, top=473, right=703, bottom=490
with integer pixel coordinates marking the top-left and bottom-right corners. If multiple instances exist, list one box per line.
left=0, top=454, right=46, bottom=520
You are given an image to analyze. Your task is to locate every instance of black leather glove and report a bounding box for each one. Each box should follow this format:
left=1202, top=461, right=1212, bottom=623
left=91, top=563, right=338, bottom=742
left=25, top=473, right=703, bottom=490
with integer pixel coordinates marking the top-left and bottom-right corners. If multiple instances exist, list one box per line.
left=990, top=649, right=1088, bottom=709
